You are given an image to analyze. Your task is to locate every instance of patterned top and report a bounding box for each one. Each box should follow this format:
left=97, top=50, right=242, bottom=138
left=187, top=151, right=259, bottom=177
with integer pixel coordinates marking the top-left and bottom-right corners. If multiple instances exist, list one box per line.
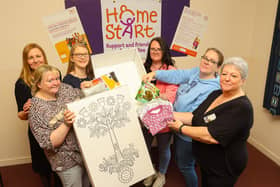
left=29, top=83, right=83, bottom=172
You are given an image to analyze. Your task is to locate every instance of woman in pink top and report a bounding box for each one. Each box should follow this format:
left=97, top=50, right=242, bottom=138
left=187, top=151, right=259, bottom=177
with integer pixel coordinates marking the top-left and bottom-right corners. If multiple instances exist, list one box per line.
left=142, top=37, right=178, bottom=187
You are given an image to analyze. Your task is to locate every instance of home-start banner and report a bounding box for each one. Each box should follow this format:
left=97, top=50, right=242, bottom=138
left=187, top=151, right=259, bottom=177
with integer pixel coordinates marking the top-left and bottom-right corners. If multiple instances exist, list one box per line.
left=101, top=0, right=161, bottom=57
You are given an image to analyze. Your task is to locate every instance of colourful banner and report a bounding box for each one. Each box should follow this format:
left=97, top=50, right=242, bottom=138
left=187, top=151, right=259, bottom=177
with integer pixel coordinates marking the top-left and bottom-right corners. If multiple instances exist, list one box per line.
left=101, top=0, right=161, bottom=58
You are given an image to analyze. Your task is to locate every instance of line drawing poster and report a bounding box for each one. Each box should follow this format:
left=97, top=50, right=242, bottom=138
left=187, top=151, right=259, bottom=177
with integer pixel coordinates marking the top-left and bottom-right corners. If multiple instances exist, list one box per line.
left=67, top=85, right=154, bottom=187
left=171, top=6, right=208, bottom=57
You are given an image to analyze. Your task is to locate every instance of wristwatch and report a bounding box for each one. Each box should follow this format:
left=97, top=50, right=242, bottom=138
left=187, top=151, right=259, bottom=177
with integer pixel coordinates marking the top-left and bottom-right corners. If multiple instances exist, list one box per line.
left=179, top=124, right=188, bottom=134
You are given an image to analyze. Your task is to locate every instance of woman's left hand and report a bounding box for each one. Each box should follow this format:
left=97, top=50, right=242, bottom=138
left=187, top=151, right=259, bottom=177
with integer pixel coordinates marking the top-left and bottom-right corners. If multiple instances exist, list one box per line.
left=167, top=119, right=183, bottom=132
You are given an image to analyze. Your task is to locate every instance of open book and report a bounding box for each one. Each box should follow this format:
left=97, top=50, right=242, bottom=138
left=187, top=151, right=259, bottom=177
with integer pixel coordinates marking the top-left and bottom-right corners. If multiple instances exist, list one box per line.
left=82, top=72, right=120, bottom=97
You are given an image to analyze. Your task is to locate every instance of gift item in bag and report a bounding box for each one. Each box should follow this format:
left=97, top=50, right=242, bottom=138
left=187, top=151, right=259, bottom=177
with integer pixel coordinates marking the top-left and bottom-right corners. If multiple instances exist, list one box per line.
left=135, top=81, right=160, bottom=103
left=141, top=103, right=173, bottom=135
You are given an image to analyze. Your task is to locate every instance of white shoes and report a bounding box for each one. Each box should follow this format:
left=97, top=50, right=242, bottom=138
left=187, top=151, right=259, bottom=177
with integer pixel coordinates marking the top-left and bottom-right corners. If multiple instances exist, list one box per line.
left=143, top=173, right=157, bottom=186
left=143, top=172, right=166, bottom=187
left=152, top=173, right=166, bottom=187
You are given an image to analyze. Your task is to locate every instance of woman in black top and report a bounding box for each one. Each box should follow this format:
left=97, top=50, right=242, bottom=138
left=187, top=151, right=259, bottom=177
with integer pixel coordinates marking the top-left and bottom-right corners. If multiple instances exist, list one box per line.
left=63, top=42, right=94, bottom=89
left=168, top=57, right=254, bottom=187
left=14, top=43, right=62, bottom=187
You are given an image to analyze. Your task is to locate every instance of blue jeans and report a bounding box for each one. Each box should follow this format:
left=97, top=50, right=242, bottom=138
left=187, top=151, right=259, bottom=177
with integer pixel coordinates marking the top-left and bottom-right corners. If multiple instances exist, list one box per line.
left=56, top=165, right=90, bottom=187
left=142, top=128, right=172, bottom=174
left=174, top=135, right=198, bottom=187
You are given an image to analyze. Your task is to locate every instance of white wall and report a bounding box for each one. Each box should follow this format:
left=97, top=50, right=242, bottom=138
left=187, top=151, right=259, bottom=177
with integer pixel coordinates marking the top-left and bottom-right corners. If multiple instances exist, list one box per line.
left=1, top=0, right=280, bottom=166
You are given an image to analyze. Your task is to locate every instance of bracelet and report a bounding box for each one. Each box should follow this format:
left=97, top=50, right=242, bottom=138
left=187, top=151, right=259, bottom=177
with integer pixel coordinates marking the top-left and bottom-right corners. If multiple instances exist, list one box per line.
left=64, top=122, right=72, bottom=128
left=179, top=124, right=187, bottom=134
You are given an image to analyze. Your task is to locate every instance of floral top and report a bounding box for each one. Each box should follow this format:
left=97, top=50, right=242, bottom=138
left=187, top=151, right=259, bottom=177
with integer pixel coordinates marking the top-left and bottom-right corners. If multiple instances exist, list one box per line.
left=29, top=83, right=83, bottom=172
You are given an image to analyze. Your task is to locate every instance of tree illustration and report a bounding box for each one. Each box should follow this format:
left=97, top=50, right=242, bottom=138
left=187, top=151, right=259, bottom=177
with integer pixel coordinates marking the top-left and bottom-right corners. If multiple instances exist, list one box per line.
left=75, top=94, right=139, bottom=183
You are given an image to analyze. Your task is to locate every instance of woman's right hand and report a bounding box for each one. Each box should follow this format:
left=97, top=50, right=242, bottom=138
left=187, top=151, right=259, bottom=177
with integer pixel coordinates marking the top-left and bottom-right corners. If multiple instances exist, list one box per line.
left=23, top=99, right=31, bottom=113
left=142, top=71, right=156, bottom=83
left=80, top=80, right=93, bottom=89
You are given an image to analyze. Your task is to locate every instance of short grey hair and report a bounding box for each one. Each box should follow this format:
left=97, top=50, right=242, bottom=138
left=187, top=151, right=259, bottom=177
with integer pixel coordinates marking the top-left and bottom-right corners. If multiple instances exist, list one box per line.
left=221, top=57, right=248, bottom=79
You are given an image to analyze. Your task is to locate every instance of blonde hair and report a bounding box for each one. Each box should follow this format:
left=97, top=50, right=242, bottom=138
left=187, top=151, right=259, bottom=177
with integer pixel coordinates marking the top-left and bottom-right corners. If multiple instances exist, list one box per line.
left=31, top=64, right=60, bottom=95
left=67, top=42, right=94, bottom=79
left=19, top=43, right=48, bottom=87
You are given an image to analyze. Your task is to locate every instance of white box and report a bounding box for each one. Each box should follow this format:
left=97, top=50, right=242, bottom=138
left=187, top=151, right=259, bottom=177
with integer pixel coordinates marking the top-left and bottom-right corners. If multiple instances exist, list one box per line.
left=92, top=48, right=146, bottom=98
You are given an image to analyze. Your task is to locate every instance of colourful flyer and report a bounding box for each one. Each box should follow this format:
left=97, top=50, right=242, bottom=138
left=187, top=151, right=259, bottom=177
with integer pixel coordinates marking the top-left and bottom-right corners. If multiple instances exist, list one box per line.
left=42, top=7, right=92, bottom=63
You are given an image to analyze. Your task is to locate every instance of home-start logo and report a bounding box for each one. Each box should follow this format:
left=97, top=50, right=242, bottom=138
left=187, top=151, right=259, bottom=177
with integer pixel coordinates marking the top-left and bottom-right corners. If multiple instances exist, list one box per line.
left=105, top=5, right=159, bottom=40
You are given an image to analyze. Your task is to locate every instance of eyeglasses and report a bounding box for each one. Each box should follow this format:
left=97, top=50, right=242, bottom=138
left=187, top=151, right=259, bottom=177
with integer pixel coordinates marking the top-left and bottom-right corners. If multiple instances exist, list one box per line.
left=73, top=53, right=89, bottom=58
left=150, top=48, right=162, bottom=52
left=201, top=55, right=218, bottom=65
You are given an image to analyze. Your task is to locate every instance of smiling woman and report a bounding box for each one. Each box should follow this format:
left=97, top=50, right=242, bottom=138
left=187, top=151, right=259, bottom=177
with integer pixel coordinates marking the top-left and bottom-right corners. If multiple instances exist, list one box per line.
left=168, top=57, right=253, bottom=187
left=63, top=42, right=95, bottom=89
left=29, top=64, right=91, bottom=187
left=13, top=43, right=63, bottom=187
left=142, top=47, right=224, bottom=187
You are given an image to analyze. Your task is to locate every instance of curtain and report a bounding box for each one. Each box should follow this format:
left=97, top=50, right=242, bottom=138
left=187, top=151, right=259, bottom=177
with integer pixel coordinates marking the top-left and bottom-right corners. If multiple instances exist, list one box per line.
left=263, top=1, right=280, bottom=115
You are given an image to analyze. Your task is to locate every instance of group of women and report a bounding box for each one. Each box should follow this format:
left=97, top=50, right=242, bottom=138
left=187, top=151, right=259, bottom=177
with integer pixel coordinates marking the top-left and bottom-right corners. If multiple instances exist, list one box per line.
left=15, top=43, right=93, bottom=187
left=14, top=37, right=253, bottom=187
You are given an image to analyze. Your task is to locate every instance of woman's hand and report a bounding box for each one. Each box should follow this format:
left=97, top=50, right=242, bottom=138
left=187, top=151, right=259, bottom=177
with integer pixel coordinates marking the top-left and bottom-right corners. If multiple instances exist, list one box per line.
left=159, top=93, right=168, bottom=101
left=63, top=110, right=75, bottom=127
left=23, top=99, right=31, bottom=113
left=167, top=119, right=183, bottom=132
left=142, top=71, right=156, bottom=83
left=50, top=109, right=76, bottom=147
left=18, top=99, right=31, bottom=120
left=80, top=80, right=93, bottom=89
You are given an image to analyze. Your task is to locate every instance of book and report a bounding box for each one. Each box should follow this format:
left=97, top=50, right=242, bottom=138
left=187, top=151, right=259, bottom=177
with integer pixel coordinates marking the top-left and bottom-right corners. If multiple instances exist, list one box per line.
left=82, top=72, right=120, bottom=96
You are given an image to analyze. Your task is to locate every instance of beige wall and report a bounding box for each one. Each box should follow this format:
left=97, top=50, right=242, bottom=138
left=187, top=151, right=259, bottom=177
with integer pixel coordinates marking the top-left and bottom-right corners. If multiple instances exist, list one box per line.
left=1, top=0, right=279, bottom=166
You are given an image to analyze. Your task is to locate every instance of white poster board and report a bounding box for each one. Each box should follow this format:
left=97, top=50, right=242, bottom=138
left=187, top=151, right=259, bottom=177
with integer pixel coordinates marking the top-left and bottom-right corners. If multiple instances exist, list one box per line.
left=171, top=6, right=208, bottom=57
left=67, top=86, right=154, bottom=187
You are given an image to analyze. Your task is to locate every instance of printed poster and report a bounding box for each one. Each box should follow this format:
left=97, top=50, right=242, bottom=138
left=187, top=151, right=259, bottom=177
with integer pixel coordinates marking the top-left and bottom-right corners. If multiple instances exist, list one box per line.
left=67, top=85, right=154, bottom=187
left=171, top=6, right=208, bottom=57
left=42, top=7, right=92, bottom=63
left=101, top=0, right=162, bottom=58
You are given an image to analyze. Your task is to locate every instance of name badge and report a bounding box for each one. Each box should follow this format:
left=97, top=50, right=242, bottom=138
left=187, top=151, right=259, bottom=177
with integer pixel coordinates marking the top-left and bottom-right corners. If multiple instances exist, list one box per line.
left=203, top=113, right=216, bottom=123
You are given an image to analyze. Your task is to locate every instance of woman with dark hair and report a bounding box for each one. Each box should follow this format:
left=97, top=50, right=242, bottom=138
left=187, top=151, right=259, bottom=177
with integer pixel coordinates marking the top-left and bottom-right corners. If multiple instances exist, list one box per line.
left=142, top=37, right=178, bottom=187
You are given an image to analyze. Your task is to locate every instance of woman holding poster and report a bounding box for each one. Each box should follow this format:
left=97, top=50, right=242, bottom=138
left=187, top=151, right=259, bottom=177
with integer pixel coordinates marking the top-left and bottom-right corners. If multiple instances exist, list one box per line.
left=142, top=37, right=178, bottom=187
left=28, top=64, right=91, bottom=187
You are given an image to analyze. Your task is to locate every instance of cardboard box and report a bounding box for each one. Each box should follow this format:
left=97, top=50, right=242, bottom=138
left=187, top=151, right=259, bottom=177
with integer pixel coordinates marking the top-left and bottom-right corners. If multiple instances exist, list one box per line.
left=92, top=48, right=146, bottom=98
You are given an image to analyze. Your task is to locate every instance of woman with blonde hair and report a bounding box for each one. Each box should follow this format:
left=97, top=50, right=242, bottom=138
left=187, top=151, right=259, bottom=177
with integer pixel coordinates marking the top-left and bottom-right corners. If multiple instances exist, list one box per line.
left=14, top=43, right=61, bottom=186
left=63, top=42, right=94, bottom=88
left=29, top=64, right=91, bottom=187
